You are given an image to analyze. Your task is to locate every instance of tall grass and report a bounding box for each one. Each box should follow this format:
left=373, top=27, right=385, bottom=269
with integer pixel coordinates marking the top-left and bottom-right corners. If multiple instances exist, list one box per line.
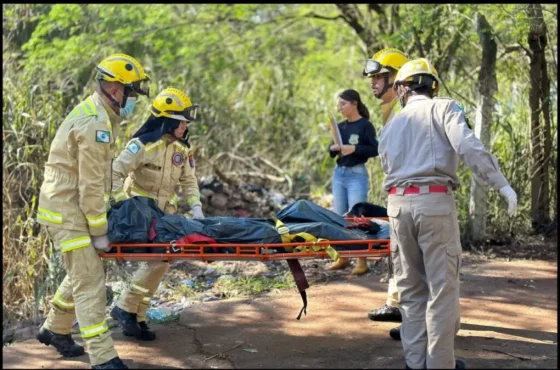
left=1, top=5, right=557, bottom=333
left=2, top=56, right=72, bottom=331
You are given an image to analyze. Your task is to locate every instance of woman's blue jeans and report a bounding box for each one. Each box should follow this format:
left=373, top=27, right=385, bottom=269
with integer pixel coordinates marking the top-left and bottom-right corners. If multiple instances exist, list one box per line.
left=332, top=164, right=369, bottom=216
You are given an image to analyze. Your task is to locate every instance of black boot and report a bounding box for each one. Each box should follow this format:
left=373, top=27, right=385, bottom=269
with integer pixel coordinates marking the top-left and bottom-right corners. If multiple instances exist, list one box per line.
left=92, top=356, right=128, bottom=369
left=130, top=321, right=156, bottom=341
left=110, top=306, right=141, bottom=337
left=455, top=359, right=466, bottom=369
left=36, top=326, right=85, bottom=357
left=405, top=359, right=465, bottom=369
left=368, top=304, right=402, bottom=322
left=389, top=326, right=401, bottom=341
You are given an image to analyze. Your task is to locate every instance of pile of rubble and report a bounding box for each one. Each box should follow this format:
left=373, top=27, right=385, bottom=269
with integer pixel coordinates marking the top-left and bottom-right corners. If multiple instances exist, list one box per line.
left=178, top=175, right=298, bottom=218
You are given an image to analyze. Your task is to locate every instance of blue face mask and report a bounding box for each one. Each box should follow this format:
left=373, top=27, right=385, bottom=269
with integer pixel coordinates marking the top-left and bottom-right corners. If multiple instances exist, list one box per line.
left=119, top=97, right=137, bottom=118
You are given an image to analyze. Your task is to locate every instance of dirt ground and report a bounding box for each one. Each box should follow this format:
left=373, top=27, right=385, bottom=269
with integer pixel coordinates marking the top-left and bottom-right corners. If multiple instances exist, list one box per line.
left=3, top=256, right=557, bottom=369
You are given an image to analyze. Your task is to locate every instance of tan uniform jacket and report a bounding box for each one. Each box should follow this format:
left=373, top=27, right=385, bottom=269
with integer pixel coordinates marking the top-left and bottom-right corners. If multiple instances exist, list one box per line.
left=379, top=95, right=509, bottom=191
left=381, top=99, right=401, bottom=126
left=37, top=92, right=122, bottom=238
left=111, top=134, right=201, bottom=212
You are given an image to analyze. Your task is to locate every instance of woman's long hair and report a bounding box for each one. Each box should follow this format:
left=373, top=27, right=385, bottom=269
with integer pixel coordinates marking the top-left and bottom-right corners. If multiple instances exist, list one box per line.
left=133, top=114, right=186, bottom=144
left=339, top=89, right=370, bottom=119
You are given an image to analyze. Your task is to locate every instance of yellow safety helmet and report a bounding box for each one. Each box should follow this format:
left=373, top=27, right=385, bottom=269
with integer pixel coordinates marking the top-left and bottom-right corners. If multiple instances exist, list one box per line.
left=151, top=88, right=199, bottom=122
left=363, top=48, right=409, bottom=77
left=393, top=58, right=441, bottom=94
left=96, top=53, right=151, bottom=96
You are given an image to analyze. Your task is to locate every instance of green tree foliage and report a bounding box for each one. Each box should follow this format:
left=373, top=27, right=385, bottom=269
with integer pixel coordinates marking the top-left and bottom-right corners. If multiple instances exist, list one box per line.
left=2, top=4, right=557, bottom=327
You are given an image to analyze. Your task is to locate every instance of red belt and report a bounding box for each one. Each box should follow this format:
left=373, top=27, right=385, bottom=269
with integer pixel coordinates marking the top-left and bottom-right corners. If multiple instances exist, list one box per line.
left=389, top=185, right=449, bottom=195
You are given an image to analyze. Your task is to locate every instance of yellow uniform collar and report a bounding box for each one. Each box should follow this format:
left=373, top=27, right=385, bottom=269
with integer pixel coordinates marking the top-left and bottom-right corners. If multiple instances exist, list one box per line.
left=92, top=91, right=123, bottom=127
left=381, top=99, right=399, bottom=125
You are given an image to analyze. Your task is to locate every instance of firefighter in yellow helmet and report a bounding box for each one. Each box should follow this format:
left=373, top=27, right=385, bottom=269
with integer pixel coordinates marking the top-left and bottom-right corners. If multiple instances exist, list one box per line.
left=335, top=48, right=407, bottom=330
left=381, top=58, right=517, bottom=369
left=109, top=88, right=203, bottom=341
left=36, top=53, right=150, bottom=369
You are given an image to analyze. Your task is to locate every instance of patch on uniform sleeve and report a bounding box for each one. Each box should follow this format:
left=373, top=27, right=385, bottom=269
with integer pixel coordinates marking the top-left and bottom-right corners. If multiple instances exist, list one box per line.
left=96, top=130, right=111, bottom=143
left=188, top=151, right=195, bottom=168
left=126, top=141, right=141, bottom=155
left=172, top=152, right=185, bottom=166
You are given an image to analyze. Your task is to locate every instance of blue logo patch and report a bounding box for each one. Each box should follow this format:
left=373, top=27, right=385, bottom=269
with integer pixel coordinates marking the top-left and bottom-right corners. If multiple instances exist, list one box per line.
left=126, top=141, right=141, bottom=154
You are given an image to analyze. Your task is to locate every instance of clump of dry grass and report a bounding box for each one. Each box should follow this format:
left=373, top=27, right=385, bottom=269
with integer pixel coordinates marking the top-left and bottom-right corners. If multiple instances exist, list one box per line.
left=2, top=57, right=69, bottom=332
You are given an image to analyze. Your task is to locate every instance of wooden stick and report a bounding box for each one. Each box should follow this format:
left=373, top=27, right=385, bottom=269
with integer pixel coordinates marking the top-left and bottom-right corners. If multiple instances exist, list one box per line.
left=204, top=343, right=243, bottom=361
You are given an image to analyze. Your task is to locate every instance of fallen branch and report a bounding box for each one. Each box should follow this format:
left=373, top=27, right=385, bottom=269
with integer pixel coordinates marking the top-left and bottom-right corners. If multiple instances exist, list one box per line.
left=212, top=164, right=239, bottom=187
left=482, top=347, right=532, bottom=361
left=204, top=342, right=243, bottom=361
left=223, top=171, right=286, bottom=182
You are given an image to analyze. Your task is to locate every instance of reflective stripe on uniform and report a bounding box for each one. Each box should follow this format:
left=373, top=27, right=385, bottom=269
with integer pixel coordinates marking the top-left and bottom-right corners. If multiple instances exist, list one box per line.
left=130, top=282, right=150, bottom=294
left=168, top=193, right=179, bottom=206
left=86, top=213, right=108, bottom=227
left=71, top=106, right=81, bottom=117
left=104, top=193, right=110, bottom=207
left=52, top=291, right=74, bottom=309
left=130, top=187, right=157, bottom=200
left=185, top=195, right=201, bottom=207
left=83, top=97, right=98, bottom=117
left=141, top=296, right=151, bottom=305
left=145, top=140, right=165, bottom=154
left=37, top=208, right=63, bottom=224
left=112, top=189, right=127, bottom=202
left=80, top=320, right=109, bottom=338
left=60, top=236, right=91, bottom=253
left=174, top=142, right=189, bottom=156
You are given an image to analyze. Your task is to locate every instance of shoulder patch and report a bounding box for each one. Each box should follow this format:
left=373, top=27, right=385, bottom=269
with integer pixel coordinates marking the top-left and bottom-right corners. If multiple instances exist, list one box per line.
left=96, top=130, right=110, bottom=143
left=188, top=151, right=195, bottom=168
left=126, top=140, right=142, bottom=154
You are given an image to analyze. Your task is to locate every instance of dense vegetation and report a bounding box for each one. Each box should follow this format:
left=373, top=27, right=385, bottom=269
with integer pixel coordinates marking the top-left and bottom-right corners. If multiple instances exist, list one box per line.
left=2, top=4, right=557, bottom=330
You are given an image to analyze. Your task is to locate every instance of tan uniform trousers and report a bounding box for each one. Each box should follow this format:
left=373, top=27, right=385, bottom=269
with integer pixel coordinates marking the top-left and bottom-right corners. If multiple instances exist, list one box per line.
left=386, top=278, right=399, bottom=308
left=388, top=192, right=461, bottom=369
left=116, top=204, right=176, bottom=322
left=117, top=262, right=169, bottom=322
left=43, top=227, right=117, bottom=366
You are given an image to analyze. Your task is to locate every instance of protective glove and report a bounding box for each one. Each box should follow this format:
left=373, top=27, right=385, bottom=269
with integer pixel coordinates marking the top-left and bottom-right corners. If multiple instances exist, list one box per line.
left=92, top=234, right=111, bottom=252
left=499, top=185, right=517, bottom=217
left=192, top=205, right=205, bottom=219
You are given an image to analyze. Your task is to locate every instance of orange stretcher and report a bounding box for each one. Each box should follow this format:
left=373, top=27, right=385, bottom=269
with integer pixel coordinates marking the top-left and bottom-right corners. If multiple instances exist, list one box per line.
left=98, top=216, right=390, bottom=320
left=98, top=217, right=391, bottom=263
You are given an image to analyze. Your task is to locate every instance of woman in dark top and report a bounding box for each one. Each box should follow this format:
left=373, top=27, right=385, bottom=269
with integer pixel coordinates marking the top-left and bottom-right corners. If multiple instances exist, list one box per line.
left=328, top=89, right=379, bottom=275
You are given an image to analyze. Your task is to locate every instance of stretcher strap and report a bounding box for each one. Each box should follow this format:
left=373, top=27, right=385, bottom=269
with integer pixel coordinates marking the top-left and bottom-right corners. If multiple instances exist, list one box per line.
left=286, top=259, right=309, bottom=320
left=274, top=219, right=339, bottom=261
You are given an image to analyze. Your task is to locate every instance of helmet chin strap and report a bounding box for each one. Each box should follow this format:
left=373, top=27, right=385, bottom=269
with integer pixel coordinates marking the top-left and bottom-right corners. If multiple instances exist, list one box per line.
left=374, top=73, right=391, bottom=99
left=98, top=80, right=131, bottom=109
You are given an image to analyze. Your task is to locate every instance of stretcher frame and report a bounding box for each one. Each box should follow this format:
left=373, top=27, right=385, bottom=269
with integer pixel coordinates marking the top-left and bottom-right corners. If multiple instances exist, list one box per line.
left=99, top=217, right=390, bottom=263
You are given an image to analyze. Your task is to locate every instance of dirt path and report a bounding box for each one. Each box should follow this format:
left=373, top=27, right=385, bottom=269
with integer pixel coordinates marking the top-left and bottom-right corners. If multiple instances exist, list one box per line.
left=3, top=258, right=557, bottom=369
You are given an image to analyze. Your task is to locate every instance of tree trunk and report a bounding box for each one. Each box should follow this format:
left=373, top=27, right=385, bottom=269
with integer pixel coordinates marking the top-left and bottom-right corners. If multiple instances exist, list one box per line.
left=467, top=14, right=498, bottom=246
left=527, top=4, right=551, bottom=232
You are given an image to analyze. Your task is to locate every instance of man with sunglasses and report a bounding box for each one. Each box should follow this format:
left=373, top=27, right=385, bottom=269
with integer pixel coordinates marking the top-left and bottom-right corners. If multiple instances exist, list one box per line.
left=361, top=48, right=409, bottom=339
left=36, top=53, right=150, bottom=369
left=109, top=87, right=203, bottom=341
